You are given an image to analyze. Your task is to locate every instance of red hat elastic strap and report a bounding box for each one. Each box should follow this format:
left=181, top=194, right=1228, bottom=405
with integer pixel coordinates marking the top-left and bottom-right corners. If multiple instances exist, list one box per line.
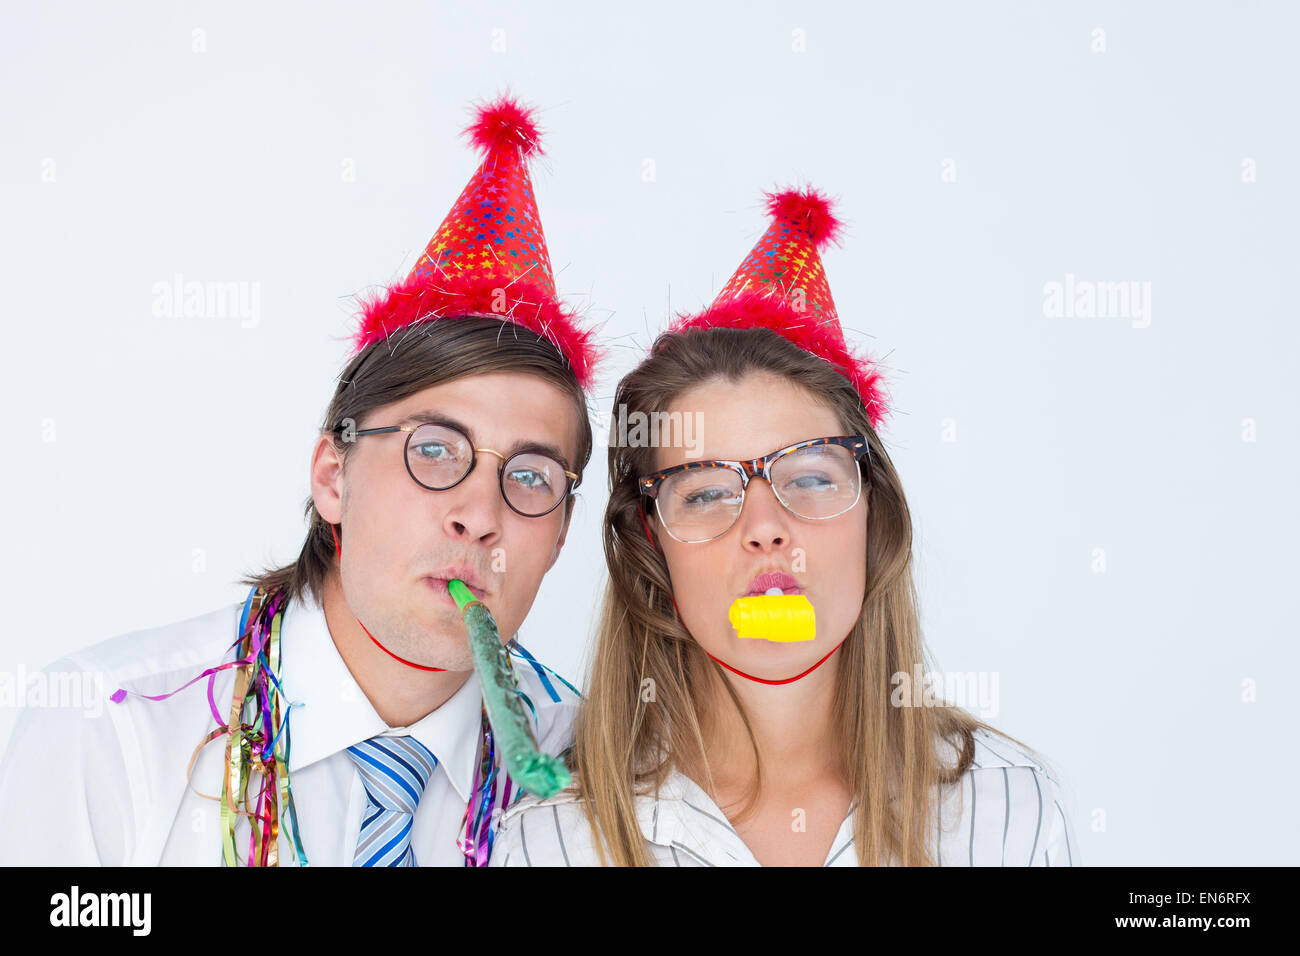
left=330, top=523, right=447, bottom=673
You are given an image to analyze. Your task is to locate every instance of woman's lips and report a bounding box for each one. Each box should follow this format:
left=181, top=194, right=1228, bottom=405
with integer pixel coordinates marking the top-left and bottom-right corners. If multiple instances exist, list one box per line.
left=744, top=571, right=803, bottom=596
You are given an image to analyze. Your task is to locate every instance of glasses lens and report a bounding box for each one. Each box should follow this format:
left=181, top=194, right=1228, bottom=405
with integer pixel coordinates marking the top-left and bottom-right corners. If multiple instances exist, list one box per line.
left=656, top=466, right=745, bottom=542
left=406, top=424, right=473, bottom=489
left=770, top=443, right=861, bottom=519
left=501, top=452, right=569, bottom=516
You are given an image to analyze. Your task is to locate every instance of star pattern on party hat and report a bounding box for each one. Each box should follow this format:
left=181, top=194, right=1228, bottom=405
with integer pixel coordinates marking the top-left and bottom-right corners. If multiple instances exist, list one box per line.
left=670, top=186, right=889, bottom=430
left=351, top=94, right=601, bottom=390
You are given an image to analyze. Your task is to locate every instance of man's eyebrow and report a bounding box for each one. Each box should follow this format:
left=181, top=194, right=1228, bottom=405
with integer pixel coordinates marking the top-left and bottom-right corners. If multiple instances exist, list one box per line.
left=395, top=410, right=574, bottom=472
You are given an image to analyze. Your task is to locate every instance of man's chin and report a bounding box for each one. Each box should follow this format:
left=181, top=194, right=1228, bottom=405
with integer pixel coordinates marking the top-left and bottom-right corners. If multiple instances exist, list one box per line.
left=383, top=614, right=474, bottom=671
left=402, top=633, right=475, bottom=672
left=388, top=648, right=475, bottom=673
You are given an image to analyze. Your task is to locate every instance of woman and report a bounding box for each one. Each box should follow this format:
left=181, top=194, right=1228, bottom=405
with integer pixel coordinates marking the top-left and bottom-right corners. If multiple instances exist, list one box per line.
left=490, top=188, right=1078, bottom=866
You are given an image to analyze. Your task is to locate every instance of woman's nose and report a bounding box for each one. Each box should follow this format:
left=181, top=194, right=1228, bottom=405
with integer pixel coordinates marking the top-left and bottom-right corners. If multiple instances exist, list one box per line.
left=739, top=477, right=791, bottom=550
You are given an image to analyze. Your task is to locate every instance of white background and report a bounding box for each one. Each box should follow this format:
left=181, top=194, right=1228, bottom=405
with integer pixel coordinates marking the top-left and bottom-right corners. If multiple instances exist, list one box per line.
left=2, top=1, right=1296, bottom=865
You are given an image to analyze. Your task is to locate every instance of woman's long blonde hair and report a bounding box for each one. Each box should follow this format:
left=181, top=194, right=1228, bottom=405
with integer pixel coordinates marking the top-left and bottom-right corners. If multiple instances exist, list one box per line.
left=571, top=326, right=1043, bottom=865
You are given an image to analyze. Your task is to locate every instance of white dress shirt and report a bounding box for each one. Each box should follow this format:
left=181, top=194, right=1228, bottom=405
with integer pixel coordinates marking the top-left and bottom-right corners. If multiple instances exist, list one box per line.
left=0, top=592, right=579, bottom=866
left=490, top=727, right=1079, bottom=866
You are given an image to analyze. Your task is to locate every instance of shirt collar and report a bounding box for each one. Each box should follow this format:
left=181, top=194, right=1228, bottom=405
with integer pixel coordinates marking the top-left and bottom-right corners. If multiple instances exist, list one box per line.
left=634, top=768, right=860, bottom=866
left=634, top=770, right=755, bottom=866
left=279, top=593, right=484, bottom=802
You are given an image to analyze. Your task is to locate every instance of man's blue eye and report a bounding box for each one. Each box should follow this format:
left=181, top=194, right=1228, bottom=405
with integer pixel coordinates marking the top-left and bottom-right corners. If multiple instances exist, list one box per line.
left=413, top=442, right=451, bottom=460
left=508, top=468, right=551, bottom=490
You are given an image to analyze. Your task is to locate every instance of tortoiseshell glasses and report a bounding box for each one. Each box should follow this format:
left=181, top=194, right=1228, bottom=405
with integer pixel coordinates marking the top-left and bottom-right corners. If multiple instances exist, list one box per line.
left=638, top=436, right=871, bottom=543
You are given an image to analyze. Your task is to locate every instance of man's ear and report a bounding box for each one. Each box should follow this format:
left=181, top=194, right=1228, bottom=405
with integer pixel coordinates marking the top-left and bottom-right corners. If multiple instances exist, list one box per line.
left=310, top=433, right=345, bottom=524
left=544, top=496, right=575, bottom=572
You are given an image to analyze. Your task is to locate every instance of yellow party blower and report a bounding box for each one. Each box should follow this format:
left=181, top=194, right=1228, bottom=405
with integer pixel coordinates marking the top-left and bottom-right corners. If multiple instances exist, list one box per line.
left=728, top=594, right=816, bottom=642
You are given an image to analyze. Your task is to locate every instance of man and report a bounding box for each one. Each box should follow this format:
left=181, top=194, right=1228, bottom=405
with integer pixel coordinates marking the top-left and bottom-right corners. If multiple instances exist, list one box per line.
left=0, top=94, right=601, bottom=866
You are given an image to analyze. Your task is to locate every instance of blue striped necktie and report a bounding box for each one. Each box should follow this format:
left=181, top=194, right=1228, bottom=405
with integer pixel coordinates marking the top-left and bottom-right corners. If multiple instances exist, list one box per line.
left=346, top=734, right=439, bottom=867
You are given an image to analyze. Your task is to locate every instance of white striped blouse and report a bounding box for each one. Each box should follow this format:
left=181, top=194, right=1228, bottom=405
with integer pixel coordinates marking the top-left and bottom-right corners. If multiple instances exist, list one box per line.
left=490, top=727, right=1079, bottom=866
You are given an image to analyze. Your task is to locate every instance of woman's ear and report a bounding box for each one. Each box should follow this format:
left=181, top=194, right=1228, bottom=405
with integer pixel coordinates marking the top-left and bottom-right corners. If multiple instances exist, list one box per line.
left=638, top=500, right=660, bottom=552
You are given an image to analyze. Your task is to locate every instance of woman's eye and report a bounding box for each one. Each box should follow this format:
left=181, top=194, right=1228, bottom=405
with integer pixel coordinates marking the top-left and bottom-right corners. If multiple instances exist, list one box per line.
left=786, top=472, right=835, bottom=490
left=683, top=487, right=737, bottom=506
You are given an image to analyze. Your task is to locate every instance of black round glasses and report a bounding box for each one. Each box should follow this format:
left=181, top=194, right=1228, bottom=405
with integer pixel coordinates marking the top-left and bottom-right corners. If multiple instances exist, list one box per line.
left=341, top=421, right=578, bottom=518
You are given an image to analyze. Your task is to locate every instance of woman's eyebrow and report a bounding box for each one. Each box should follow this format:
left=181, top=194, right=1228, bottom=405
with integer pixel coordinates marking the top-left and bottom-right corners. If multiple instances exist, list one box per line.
left=396, top=410, right=573, bottom=471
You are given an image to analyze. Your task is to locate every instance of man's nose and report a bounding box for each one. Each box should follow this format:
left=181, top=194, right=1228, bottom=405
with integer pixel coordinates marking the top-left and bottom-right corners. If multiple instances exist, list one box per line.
left=442, top=452, right=505, bottom=541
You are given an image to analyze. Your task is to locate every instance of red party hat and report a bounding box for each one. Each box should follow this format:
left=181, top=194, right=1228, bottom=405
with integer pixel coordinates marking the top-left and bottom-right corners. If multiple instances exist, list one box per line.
left=670, top=187, right=888, bottom=429
left=351, top=94, right=601, bottom=390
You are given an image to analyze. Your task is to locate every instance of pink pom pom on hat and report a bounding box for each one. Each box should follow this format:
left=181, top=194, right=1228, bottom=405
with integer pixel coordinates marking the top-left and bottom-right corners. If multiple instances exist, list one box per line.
left=351, top=94, right=602, bottom=391
left=670, top=186, right=889, bottom=430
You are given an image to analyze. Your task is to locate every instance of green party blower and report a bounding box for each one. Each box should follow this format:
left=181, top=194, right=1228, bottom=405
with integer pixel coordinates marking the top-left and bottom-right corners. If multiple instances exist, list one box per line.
left=447, top=578, right=571, bottom=798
